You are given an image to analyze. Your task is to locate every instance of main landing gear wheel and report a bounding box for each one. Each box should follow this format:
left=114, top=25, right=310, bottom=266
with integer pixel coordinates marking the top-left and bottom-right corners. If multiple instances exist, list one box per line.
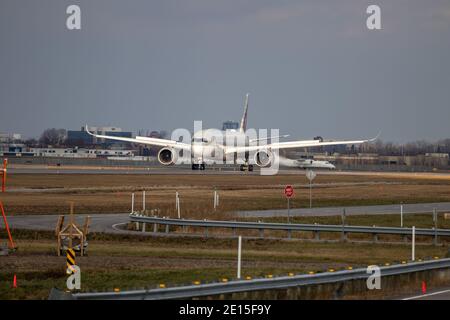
left=192, top=164, right=206, bottom=170
left=239, top=164, right=254, bottom=172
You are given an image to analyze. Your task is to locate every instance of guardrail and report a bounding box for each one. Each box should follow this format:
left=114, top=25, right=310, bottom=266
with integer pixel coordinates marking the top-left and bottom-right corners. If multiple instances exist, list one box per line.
left=52, top=258, right=450, bottom=300
left=128, top=214, right=450, bottom=241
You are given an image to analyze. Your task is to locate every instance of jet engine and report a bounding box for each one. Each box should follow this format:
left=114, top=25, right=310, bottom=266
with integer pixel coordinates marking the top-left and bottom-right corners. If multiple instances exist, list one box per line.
left=158, top=148, right=177, bottom=165
left=254, top=150, right=274, bottom=167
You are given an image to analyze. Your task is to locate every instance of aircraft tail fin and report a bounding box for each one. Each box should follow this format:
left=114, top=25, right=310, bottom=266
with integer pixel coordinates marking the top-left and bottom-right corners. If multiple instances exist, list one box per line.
left=239, top=93, right=249, bottom=133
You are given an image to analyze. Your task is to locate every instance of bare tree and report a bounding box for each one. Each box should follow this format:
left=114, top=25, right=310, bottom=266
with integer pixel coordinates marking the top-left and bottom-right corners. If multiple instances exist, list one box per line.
left=39, top=128, right=67, bottom=147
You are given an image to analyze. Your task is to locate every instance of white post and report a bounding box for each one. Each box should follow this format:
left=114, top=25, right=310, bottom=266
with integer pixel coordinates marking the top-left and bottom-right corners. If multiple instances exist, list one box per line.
left=175, top=192, right=179, bottom=210
left=400, top=204, right=403, bottom=228
left=143, top=191, right=146, bottom=212
left=287, top=198, right=290, bottom=223
left=237, top=236, right=242, bottom=279
left=309, top=180, right=312, bottom=209
left=412, top=226, right=415, bottom=261
left=177, top=194, right=181, bottom=219
left=214, top=190, right=217, bottom=210
left=131, top=193, right=135, bottom=213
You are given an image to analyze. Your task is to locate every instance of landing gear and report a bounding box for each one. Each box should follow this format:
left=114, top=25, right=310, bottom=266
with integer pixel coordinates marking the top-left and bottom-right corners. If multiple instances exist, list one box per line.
left=239, top=164, right=254, bottom=172
left=192, top=164, right=206, bottom=170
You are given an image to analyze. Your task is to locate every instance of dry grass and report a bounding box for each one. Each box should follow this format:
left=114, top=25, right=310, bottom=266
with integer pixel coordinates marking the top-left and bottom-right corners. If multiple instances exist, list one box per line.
left=2, top=173, right=450, bottom=217
left=1, top=235, right=447, bottom=299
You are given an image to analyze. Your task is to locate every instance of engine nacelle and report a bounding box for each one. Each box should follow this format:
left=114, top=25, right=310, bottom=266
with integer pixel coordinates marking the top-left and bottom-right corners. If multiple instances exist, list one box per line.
left=158, top=148, right=177, bottom=165
left=254, top=150, right=274, bottom=167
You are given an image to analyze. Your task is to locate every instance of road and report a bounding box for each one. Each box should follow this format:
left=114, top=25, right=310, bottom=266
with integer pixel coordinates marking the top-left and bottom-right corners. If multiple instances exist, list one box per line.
left=7, top=213, right=131, bottom=234
left=402, top=287, right=450, bottom=300
left=6, top=201, right=450, bottom=234
left=237, top=202, right=450, bottom=217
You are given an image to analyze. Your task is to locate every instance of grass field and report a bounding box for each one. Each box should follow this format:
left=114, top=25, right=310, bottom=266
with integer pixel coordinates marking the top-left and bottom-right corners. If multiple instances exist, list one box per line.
left=2, top=172, right=450, bottom=218
left=1, top=171, right=450, bottom=299
left=1, top=230, right=448, bottom=299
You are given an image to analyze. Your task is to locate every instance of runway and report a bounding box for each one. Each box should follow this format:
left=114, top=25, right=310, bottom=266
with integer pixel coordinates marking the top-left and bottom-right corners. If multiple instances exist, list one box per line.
left=8, top=164, right=450, bottom=178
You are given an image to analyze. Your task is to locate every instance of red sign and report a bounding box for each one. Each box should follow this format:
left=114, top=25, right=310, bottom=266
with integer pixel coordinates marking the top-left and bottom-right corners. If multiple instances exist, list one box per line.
left=284, top=185, right=294, bottom=198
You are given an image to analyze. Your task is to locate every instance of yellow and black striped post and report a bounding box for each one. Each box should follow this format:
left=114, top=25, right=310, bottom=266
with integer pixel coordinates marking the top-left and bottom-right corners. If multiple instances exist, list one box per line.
left=66, top=248, right=76, bottom=274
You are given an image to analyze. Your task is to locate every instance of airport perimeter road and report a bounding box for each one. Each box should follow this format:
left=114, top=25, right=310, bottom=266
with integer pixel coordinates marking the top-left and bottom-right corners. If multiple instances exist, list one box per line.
left=237, top=202, right=450, bottom=218
left=401, top=287, right=450, bottom=300
left=7, top=213, right=131, bottom=235
left=7, top=201, right=450, bottom=234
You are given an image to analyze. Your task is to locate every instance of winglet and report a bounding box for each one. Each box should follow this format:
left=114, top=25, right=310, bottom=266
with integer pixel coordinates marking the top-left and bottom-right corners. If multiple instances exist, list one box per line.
left=369, top=131, right=381, bottom=142
left=85, top=124, right=94, bottom=136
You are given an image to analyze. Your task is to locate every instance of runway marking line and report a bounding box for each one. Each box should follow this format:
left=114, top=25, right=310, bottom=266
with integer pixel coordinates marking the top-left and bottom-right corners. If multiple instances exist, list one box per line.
left=402, top=288, right=450, bottom=300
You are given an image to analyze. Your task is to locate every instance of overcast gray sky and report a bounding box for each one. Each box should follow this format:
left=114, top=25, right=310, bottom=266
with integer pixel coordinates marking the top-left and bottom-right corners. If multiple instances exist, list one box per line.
left=1, top=0, right=450, bottom=142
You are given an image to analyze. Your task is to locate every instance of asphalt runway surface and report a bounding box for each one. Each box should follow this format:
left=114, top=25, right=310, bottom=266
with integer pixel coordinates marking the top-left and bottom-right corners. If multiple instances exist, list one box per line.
left=8, top=165, right=450, bottom=178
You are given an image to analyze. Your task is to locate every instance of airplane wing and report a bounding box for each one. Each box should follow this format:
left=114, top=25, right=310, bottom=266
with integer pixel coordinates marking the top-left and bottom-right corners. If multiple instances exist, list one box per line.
left=224, top=134, right=379, bottom=154
left=85, top=125, right=191, bottom=151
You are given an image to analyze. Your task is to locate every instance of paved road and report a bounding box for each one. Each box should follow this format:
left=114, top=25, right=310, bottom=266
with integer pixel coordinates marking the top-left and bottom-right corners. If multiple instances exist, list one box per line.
left=402, top=287, right=450, bottom=300
left=6, top=202, right=450, bottom=235
left=238, top=202, right=450, bottom=217
left=7, top=213, right=131, bottom=235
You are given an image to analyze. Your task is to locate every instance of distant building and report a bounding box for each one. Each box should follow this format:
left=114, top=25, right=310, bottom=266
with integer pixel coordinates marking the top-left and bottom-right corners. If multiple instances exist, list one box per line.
left=222, top=121, right=239, bottom=131
left=0, top=133, right=22, bottom=143
left=29, top=147, right=135, bottom=158
left=67, top=126, right=132, bottom=147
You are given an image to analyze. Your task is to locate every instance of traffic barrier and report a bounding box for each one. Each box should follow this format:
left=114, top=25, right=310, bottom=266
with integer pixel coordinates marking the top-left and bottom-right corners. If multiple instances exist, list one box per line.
left=66, top=248, right=76, bottom=274
left=54, top=258, right=450, bottom=300
left=129, top=214, right=450, bottom=243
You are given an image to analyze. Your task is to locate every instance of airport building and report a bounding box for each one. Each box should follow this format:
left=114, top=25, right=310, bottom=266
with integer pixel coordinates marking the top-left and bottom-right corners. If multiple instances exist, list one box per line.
left=222, top=121, right=239, bottom=131
left=0, top=133, right=22, bottom=143
left=0, top=146, right=135, bottom=158
left=67, top=126, right=132, bottom=147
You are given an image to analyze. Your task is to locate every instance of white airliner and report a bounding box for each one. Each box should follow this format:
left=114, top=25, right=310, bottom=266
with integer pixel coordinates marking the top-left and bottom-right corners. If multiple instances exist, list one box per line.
left=86, top=94, right=377, bottom=171
left=278, top=156, right=336, bottom=170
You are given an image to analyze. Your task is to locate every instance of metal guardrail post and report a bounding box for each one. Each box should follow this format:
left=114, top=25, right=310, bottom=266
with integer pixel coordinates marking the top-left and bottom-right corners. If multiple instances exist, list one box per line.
left=153, top=223, right=158, bottom=233
left=129, top=216, right=450, bottom=240
left=314, top=231, right=320, bottom=241
left=433, top=208, right=438, bottom=246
